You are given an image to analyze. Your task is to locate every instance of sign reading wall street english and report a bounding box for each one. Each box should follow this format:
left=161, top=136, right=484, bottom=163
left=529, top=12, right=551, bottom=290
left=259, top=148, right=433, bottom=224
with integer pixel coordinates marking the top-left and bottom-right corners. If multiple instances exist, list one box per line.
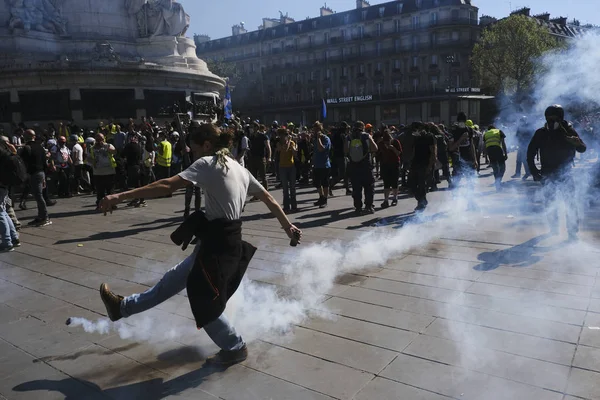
left=326, top=95, right=373, bottom=104
left=445, top=88, right=481, bottom=93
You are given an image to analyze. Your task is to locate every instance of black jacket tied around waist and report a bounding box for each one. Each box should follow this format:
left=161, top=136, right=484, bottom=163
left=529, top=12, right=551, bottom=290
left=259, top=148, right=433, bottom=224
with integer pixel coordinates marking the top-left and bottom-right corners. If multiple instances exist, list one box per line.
left=170, top=211, right=257, bottom=329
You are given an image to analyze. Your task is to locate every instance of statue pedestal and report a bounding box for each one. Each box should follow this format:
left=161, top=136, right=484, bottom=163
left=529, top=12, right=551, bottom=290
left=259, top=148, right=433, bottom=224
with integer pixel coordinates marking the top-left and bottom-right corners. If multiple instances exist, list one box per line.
left=136, top=36, right=208, bottom=71
left=136, top=36, right=179, bottom=58
left=4, top=29, right=64, bottom=56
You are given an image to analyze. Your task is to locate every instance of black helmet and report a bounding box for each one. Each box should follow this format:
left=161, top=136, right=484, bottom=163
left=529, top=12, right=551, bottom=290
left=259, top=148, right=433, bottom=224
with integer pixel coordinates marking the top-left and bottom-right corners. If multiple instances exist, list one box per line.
left=545, top=105, right=564, bottom=120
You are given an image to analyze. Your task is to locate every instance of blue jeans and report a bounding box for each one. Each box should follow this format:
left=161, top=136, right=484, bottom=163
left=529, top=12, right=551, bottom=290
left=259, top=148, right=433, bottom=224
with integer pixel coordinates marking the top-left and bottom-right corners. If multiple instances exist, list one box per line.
left=0, top=188, right=18, bottom=247
left=120, top=247, right=245, bottom=351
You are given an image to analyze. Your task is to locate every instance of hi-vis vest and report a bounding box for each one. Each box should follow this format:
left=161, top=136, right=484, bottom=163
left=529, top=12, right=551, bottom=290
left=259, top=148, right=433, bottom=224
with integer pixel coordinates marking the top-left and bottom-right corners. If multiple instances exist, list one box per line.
left=156, top=140, right=172, bottom=167
left=484, top=129, right=502, bottom=149
left=90, top=145, right=117, bottom=168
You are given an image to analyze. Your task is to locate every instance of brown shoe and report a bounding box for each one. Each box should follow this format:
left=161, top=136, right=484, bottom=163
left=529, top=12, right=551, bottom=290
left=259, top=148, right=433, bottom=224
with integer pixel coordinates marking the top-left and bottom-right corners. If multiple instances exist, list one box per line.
left=100, top=283, right=124, bottom=322
left=206, top=345, right=248, bottom=366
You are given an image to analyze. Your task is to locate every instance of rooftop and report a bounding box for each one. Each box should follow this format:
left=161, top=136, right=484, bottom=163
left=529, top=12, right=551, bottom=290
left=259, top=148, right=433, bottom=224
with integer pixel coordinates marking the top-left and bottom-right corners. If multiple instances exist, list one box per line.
left=196, top=0, right=478, bottom=51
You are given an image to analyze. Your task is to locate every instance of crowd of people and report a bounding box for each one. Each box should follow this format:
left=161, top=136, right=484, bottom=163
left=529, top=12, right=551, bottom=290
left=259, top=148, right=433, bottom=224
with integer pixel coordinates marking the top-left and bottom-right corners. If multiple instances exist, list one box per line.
left=0, top=105, right=590, bottom=367
left=0, top=103, right=590, bottom=251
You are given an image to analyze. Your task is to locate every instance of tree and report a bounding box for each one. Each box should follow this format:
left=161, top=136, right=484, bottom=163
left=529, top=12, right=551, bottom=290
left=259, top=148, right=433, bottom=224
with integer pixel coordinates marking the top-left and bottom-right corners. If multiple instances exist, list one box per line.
left=471, top=15, right=561, bottom=99
left=205, top=58, right=241, bottom=81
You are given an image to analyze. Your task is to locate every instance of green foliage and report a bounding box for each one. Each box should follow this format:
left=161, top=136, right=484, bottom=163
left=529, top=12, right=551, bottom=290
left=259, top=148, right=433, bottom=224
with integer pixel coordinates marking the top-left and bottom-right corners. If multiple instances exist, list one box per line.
left=206, top=58, right=241, bottom=81
left=472, top=14, right=562, bottom=98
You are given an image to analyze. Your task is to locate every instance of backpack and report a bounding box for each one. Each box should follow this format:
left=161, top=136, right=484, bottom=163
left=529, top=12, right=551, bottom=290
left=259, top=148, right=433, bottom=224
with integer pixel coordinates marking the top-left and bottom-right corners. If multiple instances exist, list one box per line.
left=0, top=146, right=27, bottom=186
left=348, top=133, right=370, bottom=163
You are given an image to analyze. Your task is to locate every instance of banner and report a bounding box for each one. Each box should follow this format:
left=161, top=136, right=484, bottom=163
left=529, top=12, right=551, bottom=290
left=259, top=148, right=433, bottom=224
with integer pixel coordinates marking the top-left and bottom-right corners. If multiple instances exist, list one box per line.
left=224, top=80, right=232, bottom=120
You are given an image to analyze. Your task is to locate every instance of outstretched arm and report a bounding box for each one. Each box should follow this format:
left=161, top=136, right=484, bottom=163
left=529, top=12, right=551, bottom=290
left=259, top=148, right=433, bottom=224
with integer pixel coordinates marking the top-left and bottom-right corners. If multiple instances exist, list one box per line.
left=99, top=175, right=190, bottom=214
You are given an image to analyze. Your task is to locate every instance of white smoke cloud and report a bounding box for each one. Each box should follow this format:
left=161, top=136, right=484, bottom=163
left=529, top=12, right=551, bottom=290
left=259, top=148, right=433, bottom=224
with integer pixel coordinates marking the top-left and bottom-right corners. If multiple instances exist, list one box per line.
left=66, top=36, right=600, bottom=390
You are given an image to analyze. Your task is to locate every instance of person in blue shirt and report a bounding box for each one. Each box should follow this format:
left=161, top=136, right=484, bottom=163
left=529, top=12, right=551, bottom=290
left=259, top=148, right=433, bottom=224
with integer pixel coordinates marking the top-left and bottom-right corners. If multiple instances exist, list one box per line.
left=312, top=122, right=331, bottom=208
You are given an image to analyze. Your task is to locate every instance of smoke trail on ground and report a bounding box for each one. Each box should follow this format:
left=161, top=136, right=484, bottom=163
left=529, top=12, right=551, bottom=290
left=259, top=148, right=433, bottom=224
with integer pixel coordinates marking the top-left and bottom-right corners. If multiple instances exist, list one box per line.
left=226, top=198, right=475, bottom=342
left=67, top=315, right=197, bottom=342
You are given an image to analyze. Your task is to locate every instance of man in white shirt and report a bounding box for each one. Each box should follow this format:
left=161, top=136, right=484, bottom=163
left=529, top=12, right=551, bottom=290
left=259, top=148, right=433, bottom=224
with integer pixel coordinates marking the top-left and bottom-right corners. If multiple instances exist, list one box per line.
left=69, top=135, right=85, bottom=193
left=97, top=122, right=302, bottom=366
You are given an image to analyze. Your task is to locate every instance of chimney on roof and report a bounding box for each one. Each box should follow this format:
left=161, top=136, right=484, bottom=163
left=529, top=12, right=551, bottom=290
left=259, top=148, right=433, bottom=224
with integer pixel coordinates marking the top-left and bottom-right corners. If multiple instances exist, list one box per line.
left=550, top=16, right=567, bottom=25
left=194, top=34, right=211, bottom=44
left=479, top=15, right=497, bottom=27
left=510, top=7, right=531, bottom=17
left=232, top=22, right=248, bottom=36
left=535, top=13, right=550, bottom=22
left=356, top=0, right=370, bottom=8
left=320, top=5, right=334, bottom=16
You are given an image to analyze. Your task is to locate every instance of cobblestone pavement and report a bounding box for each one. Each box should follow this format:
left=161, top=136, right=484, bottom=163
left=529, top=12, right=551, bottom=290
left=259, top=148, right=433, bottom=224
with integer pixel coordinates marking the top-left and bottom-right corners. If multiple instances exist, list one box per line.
left=2, top=157, right=600, bottom=400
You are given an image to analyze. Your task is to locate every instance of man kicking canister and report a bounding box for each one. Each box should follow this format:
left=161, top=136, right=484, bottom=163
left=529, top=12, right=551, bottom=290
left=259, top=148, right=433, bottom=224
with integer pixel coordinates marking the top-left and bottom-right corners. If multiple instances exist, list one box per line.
left=98, top=122, right=302, bottom=366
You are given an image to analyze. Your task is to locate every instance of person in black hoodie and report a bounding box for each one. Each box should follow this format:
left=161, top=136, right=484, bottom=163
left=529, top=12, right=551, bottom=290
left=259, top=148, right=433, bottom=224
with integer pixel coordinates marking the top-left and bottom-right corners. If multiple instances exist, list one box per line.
left=528, top=104, right=586, bottom=241
left=97, top=122, right=302, bottom=366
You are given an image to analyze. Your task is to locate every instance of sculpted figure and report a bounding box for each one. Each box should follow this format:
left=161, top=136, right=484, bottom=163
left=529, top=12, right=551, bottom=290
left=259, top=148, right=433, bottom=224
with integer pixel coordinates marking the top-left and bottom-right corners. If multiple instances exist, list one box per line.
left=8, top=0, right=67, bottom=35
left=127, top=0, right=190, bottom=37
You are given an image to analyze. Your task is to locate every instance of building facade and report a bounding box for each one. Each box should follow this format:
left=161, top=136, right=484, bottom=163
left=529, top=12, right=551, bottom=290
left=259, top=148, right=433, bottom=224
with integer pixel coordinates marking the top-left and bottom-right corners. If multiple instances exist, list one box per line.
left=196, top=0, right=487, bottom=126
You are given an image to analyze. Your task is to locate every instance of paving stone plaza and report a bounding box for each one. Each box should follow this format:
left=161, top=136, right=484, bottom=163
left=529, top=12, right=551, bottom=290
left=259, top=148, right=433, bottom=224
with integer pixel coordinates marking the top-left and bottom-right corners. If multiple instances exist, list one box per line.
left=2, top=156, right=600, bottom=400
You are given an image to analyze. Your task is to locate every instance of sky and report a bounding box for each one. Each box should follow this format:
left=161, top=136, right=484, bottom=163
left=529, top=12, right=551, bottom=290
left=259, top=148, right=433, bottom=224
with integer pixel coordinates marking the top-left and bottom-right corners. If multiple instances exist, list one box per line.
left=179, top=0, right=599, bottom=40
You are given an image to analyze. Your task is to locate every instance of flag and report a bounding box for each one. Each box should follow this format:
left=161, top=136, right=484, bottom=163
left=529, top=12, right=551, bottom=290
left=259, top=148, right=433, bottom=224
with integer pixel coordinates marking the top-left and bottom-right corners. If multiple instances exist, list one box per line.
left=321, top=99, right=327, bottom=120
left=224, top=80, right=232, bottom=120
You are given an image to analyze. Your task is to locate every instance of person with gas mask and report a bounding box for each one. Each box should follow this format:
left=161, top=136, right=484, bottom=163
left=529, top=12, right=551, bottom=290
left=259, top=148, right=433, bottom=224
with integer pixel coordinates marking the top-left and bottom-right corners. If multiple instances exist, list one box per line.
left=527, top=105, right=587, bottom=241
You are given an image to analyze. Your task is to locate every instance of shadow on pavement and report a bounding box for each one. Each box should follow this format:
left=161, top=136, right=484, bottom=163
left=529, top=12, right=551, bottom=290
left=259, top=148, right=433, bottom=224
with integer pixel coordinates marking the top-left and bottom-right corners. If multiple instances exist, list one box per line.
left=473, top=233, right=562, bottom=271
left=14, top=347, right=227, bottom=400
left=294, top=207, right=355, bottom=229
left=13, top=363, right=226, bottom=400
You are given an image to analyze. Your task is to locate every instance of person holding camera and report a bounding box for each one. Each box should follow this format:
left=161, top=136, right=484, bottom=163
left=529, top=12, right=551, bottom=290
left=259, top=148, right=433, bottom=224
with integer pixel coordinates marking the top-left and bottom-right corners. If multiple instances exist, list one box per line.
left=527, top=104, right=586, bottom=241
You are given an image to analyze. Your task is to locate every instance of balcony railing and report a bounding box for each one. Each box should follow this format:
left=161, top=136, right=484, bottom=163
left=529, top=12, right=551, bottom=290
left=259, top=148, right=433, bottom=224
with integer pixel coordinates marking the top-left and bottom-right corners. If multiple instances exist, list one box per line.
left=205, top=18, right=479, bottom=62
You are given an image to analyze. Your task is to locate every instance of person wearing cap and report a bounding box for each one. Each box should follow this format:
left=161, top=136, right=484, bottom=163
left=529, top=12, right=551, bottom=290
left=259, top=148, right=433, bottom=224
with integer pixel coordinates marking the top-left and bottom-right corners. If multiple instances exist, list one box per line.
left=68, top=134, right=85, bottom=194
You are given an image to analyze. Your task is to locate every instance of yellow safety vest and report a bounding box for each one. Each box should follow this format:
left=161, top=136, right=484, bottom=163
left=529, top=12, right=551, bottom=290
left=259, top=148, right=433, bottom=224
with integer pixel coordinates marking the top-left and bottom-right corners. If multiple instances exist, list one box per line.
left=156, top=140, right=172, bottom=167
left=90, top=145, right=117, bottom=168
left=484, top=129, right=502, bottom=149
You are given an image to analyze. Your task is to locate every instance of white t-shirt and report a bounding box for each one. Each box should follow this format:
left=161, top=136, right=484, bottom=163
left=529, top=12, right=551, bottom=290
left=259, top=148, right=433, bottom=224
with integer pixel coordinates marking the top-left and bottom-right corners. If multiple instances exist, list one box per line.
left=179, top=155, right=264, bottom=221
left=72, top=143, right=83, bottom=165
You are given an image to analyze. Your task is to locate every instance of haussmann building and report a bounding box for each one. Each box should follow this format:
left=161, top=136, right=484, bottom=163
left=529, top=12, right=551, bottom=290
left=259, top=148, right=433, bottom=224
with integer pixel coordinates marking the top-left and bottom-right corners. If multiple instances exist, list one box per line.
left=195, top=0, right=491, bottom=127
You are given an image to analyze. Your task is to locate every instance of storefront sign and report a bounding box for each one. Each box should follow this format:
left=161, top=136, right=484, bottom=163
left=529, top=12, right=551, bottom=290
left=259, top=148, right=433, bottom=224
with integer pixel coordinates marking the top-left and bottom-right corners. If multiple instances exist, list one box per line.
left=326, top=95, right=373, bottom=104
left=445, top=88, right=481, bottom=93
